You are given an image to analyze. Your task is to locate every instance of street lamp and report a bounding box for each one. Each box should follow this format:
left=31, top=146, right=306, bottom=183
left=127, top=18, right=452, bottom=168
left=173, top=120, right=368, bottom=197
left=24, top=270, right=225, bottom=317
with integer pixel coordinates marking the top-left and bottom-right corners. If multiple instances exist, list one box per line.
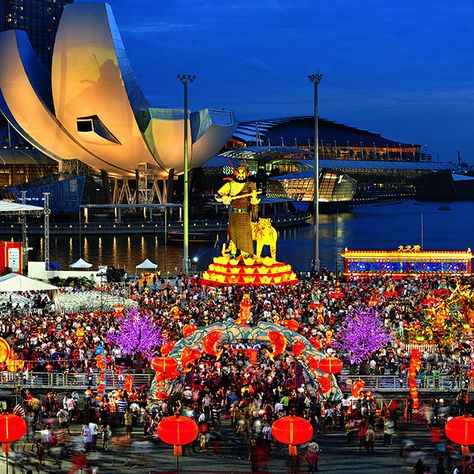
left=177, top=74, right=196, bottom=275
left=308, top=72, right=323, bottom=273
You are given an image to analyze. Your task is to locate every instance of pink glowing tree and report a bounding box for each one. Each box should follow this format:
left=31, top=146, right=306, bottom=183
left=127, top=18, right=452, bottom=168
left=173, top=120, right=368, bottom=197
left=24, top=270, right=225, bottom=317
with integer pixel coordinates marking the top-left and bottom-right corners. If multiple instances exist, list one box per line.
left=334, top=307, right=391, bottom=364
left=107, top=307, right=163, bottom=362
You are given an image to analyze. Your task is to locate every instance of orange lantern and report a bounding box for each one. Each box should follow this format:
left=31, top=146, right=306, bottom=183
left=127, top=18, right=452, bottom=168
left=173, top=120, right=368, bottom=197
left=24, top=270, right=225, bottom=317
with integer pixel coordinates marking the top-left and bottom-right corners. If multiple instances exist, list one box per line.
left=0, top=338, right=11, bottom=363
left=45, top=363, right=53, bottom=373
left=351, top=379, right=365, bottom=398
left=271, top=415, right=313, bottom=456
left=318, top=357, right=343, bottom=374
left=182, top=324, right=197, bottom=338
left=151, top=357, right=178, bottom=375
left=445, top=415, right=474, bottom=455
left=0, top=413, right=27, bottom=443
left=157, top=415, right=199, bottom=457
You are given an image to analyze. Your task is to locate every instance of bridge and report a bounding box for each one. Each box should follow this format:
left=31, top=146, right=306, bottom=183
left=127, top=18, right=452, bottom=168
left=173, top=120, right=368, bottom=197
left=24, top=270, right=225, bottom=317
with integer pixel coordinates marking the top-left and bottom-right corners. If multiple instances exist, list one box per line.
left=0, top=372, right=471, bottom=394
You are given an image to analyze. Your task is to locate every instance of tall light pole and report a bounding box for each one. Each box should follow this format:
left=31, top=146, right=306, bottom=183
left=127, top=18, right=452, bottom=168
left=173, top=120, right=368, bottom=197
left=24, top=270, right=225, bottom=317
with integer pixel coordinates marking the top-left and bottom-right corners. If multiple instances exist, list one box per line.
left=177, top=74, right=196, bottom=274
left=308, top=72, right=323, bottom=273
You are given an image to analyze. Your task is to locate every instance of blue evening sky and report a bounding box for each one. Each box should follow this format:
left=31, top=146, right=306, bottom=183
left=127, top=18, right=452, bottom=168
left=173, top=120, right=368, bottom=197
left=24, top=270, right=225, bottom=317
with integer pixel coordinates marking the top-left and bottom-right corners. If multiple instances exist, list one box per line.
left=82, top=0, right=474, bottom=162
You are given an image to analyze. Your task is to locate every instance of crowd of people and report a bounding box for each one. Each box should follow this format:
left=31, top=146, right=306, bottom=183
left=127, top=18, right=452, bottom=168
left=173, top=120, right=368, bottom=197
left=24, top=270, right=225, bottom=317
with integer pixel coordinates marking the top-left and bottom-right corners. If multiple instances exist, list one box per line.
left=1, top=271, right=473, bottom=472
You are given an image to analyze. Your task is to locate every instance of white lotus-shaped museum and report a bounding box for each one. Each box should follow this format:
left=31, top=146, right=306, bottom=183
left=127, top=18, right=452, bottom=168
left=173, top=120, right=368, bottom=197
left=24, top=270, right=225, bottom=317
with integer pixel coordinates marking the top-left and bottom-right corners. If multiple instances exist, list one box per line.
left=0, top=3, right=235, bottom=178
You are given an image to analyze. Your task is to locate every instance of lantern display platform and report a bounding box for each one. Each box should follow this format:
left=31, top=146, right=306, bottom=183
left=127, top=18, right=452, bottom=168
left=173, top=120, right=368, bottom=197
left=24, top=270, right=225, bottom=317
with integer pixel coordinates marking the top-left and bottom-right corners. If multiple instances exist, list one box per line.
left=201, top=257, right=298, bottom=286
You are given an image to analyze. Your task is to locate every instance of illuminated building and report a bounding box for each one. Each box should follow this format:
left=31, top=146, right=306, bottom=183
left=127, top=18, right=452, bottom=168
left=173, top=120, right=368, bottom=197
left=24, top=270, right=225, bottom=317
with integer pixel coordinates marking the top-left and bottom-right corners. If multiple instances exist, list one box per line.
left=0, top=3, right=235, bottom=202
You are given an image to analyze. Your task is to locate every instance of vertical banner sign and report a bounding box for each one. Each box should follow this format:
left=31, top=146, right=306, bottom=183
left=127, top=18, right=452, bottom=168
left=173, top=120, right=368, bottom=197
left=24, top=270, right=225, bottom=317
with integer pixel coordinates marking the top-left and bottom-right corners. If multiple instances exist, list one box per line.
left=8, top=247, right=20, bottom=272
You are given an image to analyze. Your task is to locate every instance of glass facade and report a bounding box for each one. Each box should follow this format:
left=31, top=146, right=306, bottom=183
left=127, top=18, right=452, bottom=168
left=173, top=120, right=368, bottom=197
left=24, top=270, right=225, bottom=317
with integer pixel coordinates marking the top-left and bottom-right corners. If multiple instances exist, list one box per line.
left=1, top=0, right=73, bottom=66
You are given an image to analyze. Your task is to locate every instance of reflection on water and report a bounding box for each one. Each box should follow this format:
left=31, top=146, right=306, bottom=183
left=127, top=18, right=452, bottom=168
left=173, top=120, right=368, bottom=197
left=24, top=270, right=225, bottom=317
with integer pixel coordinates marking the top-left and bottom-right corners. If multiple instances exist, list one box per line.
left=27, top=201, right=474, bottom=273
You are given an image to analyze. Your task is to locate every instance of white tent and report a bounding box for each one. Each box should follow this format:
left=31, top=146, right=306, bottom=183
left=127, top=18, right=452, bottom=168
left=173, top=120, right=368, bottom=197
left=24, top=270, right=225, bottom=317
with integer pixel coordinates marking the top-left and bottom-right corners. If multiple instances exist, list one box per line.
left=69, top=258, right=93, bottom=269
left=136, top=259, right=158, bottom=270
left=0, top=273, right=58, bottom=292
left=0, top=200, right=43, bottom=213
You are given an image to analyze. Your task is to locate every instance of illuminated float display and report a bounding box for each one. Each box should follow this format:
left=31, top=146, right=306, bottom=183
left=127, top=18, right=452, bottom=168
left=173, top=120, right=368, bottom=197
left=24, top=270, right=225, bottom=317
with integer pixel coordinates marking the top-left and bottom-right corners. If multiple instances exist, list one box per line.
left=201, top=163, right=297, bottom=286
left=342, top=245, right=473, bottom=276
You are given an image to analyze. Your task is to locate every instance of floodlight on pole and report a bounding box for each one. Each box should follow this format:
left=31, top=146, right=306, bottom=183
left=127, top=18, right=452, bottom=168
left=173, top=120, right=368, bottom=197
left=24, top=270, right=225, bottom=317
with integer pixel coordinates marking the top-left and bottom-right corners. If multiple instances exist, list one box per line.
left=308, top=72, right=323, bottom=273
left=177, top=74, right=196, bottom=275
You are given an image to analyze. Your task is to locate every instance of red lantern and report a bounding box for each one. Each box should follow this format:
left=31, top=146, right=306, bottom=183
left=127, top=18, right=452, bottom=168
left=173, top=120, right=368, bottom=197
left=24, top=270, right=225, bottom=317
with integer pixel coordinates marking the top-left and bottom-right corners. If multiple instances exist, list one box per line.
left=45, top=364, right=53, bottom=373
left=151, top=357, right=178, bottom=375
left=445, top=415, right=474, bottom=450
left=318, top=357, right=343, bottom=374
left=157, top=415, right=199, bottom=456
left=272, top=415, right=313, bottom=456
left=351, top=379, right=365, bottom=398
left=0, top=414, right=27, bottom=443
left=309, top=337, right=322, bottom=350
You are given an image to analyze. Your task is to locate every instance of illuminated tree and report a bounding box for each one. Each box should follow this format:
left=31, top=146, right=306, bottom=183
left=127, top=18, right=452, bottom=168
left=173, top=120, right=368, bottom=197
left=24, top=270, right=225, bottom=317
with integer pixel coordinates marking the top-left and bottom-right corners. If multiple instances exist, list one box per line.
left=335, top=307, right=391, bottom=364
left=107, top=308, right=163, bottom=360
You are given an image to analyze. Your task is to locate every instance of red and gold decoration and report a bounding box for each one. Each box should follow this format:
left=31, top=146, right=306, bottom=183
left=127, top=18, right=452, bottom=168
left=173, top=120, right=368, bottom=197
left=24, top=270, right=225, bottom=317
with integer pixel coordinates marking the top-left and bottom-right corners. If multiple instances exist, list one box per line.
left=0, top=338, right=24, bottom=373
left=272, top=415, right=313, bottom=456
left=408, top=349, right=422, bottom=410
left=444, top=415, right=474, bottom=456
left=182, top=324, right=197, bottom=339
left=180, top=348, right=202, bottom=372
left=157, top=415, right=198, bottom=457
left=0, top=412, right=27, bottom=465
left=202, top=331, right=222, bottom=358
left=318, top=357, right=343, bottom=375
left=151, top=356, right=179, bottom=401
left=351, top=379, right=365, bottom=399
left=95, top=354, right=107, bottom=400
left=235, top=293, right=252, bottom=325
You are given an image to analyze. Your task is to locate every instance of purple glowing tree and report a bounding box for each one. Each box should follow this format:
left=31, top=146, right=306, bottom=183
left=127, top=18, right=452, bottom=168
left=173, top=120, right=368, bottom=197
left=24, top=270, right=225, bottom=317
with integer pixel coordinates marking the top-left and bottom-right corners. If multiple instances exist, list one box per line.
left=107, top=308, right=163, bottom=363
left=334, top=307, right=391, bottom=364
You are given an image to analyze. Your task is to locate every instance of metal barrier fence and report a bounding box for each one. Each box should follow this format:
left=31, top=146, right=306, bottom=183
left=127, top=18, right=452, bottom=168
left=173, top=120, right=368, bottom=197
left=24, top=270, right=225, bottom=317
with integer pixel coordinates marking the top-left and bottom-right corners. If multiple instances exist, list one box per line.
left=344, top=374, right=473, bottom=393
left=0, top=371, right=154, bottom=390
left=0, top=372, right=472, bottom=393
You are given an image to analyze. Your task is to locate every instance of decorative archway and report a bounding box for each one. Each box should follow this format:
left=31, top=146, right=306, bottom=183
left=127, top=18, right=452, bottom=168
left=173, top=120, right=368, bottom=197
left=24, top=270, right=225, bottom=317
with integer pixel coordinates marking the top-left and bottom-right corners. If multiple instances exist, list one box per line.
left=151, top=319, right=343, bottom=401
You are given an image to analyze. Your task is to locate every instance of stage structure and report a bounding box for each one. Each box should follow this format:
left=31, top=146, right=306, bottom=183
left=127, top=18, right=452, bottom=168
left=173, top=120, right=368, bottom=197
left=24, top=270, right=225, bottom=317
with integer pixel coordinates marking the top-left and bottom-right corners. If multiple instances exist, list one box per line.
left=0, top=3, right=236, bottom=204
left=342, top=246, right=473, bottom=276
left=201, top=164, right=298, bottom=286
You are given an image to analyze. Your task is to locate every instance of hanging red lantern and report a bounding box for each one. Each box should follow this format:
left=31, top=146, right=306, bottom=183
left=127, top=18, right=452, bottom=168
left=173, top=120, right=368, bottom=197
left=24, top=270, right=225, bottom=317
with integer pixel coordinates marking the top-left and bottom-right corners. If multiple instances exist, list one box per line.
left=151, top=357, right=178, bottom=375
left=445, top=415, right=474, bottom=454
left=0, top=414, right=27, bottom=443
left=45, top=363, right=53, bottom=373
left=271, top=415, right=313, bottom=456
left=157, top=415, right=199, bottom=456
left=318, top=357, right=343, bottom=374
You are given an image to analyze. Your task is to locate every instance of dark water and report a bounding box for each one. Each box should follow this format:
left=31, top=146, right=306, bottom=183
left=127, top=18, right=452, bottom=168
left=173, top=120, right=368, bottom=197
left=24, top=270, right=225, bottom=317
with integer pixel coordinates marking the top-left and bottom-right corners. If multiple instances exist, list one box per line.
left=27, top=200, right=474, bottom=273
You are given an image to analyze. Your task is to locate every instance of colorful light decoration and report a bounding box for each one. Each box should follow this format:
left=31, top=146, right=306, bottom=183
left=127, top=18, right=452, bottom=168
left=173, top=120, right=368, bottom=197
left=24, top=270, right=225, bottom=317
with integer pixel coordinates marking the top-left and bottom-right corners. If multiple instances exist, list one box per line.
left=157, top=415, right=199, bottom=465
left=271, top=415, right=313, bottom=456
left=182, top=324, right=197, bottom=338
left=95, top=354, right=107, bottom=399
left=202, top=331, right=222, bottom=358
left=283, top=319, right=299, bottom=332
left=444, top=415, right=474, bottom=455
left=334, top=307, right=391, bottom=364
left=151, top=357, right=178, bottom=375
left=318, top=357, right=343, bottom=374
left=161, top=341, right=175, bottom=356
left=408, top=349, right=422, bottom=409
left=316, top=375, right=331, bottom=394
left=0, top=412, right=27, bottom=468
left=351, top=379, right=365, bottom=398
left=291, top=341, right=305, bottom=357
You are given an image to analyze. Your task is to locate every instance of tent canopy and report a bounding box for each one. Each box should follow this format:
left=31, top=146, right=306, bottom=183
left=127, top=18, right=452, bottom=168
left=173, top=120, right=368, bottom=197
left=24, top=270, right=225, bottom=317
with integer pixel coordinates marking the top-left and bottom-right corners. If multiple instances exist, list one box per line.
left=0, top=273, right=58, bottom=292
left=136, top=258, right=158, bottom=270
left=0, top=200, right=43, bottom=214
left=69, top=258, right=92, bottom=269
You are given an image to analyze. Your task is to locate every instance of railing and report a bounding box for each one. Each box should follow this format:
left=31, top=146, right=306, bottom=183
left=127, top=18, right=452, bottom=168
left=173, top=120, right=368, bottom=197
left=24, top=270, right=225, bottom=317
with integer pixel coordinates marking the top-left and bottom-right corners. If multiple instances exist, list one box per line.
left=343, top=375, right=473, bottom=393
left=0, top=371, right=154, bottom=390
left=0, top=372, right=472, bottom=393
